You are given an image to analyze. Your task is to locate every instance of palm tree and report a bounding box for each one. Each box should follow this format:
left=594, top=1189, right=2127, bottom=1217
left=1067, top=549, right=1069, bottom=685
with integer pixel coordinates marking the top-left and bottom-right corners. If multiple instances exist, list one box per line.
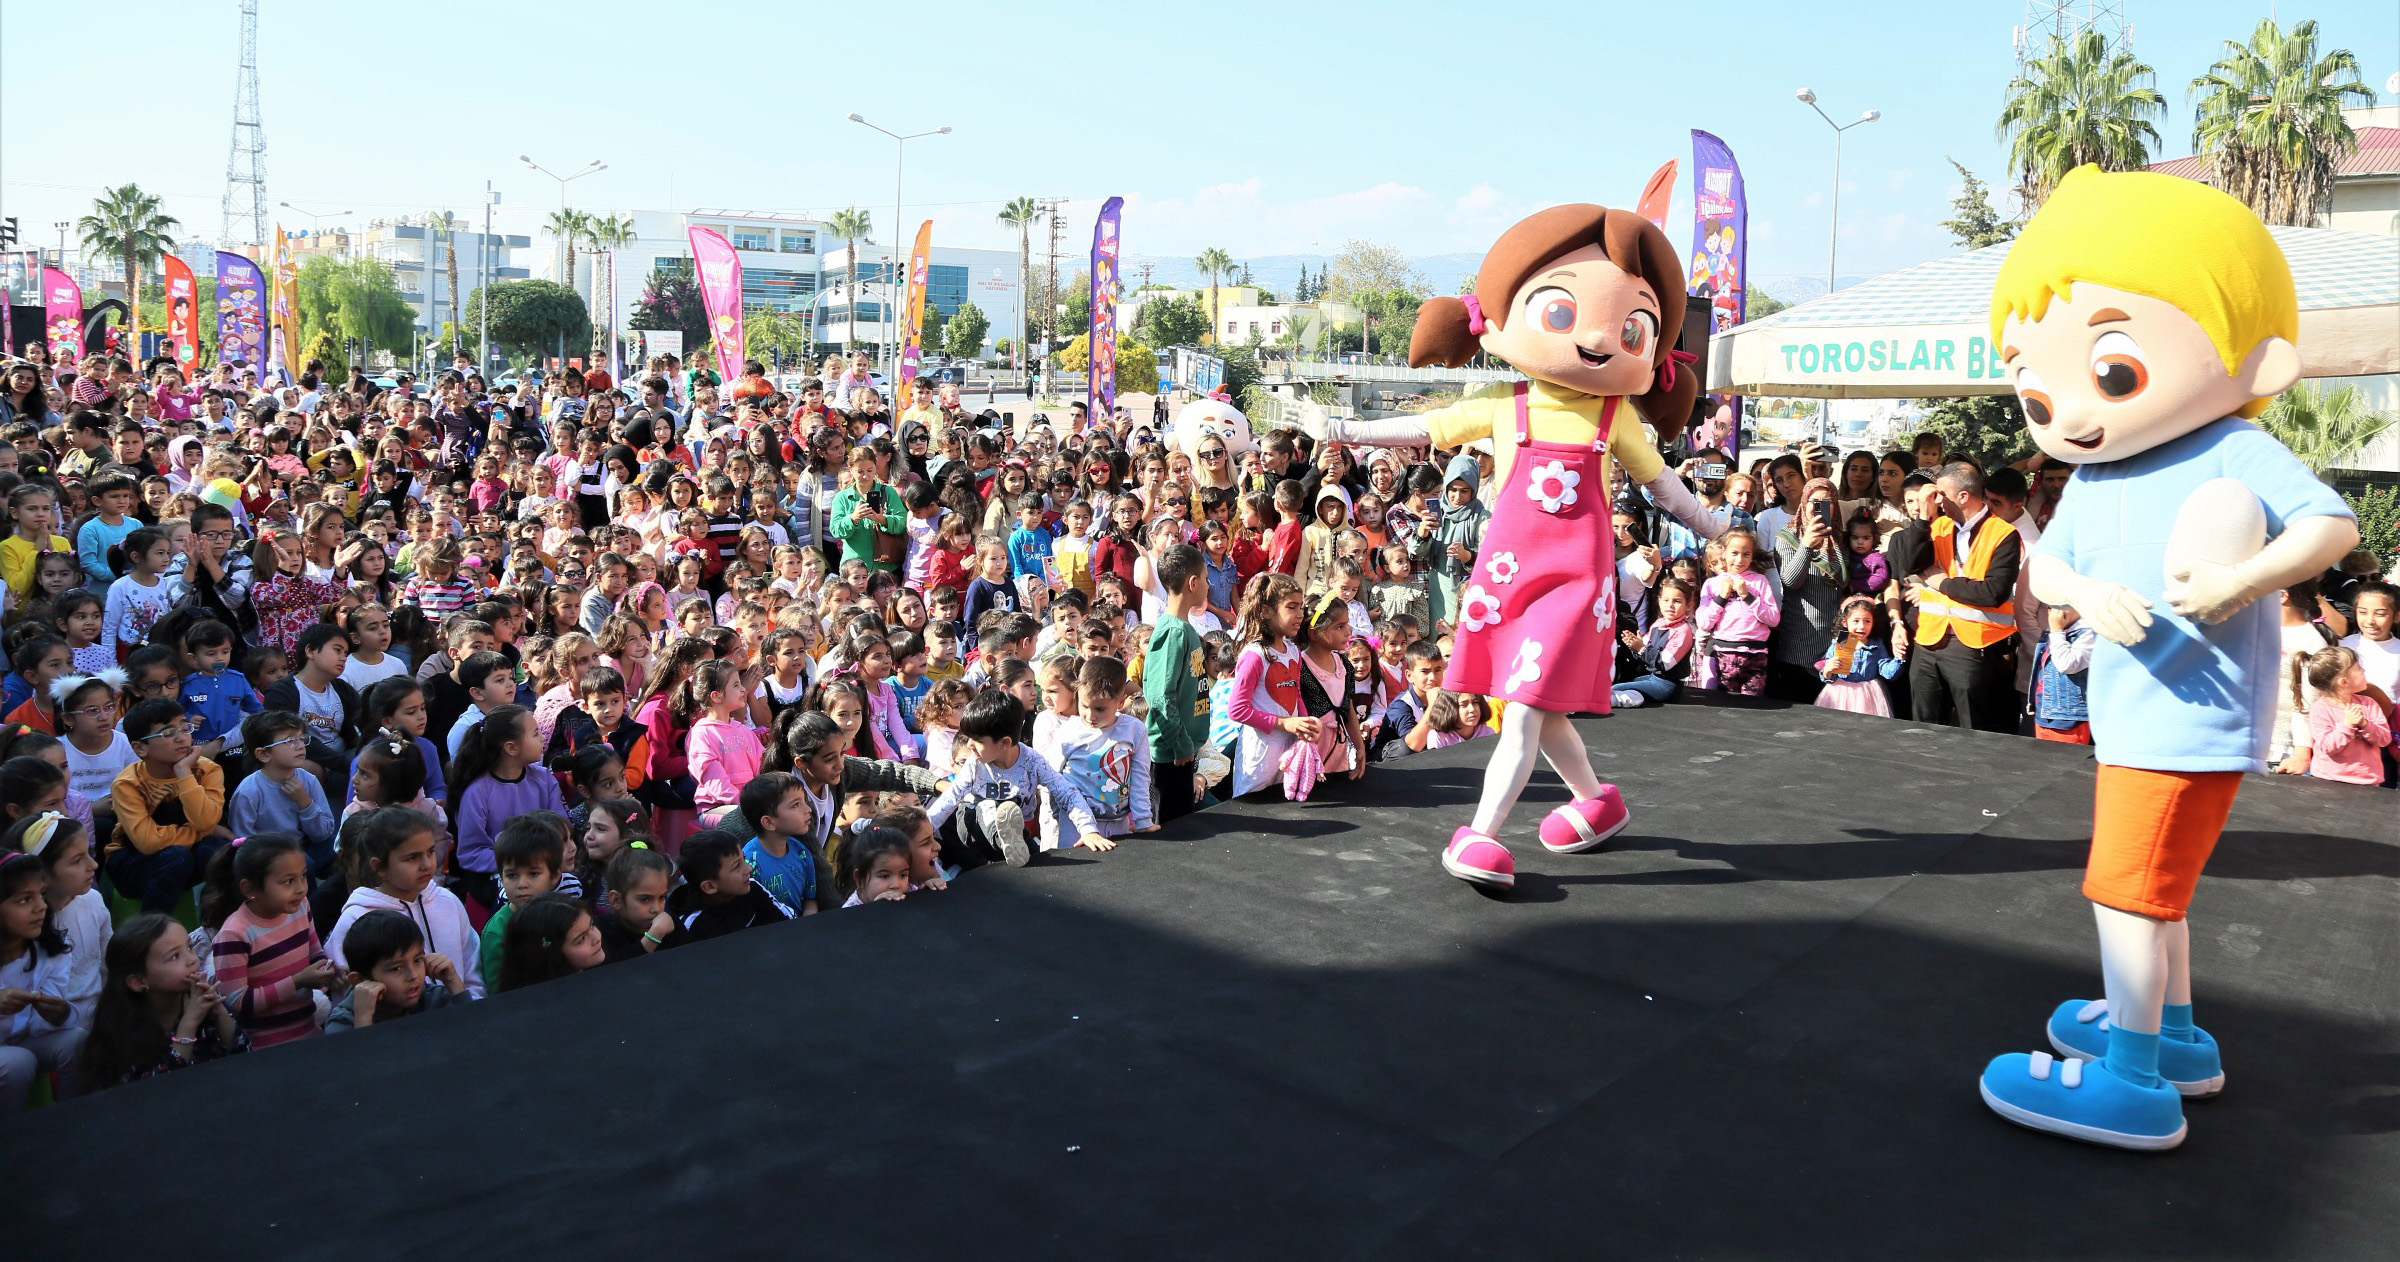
left=2258, top=382, right=2393, bottom=474
left=2190, top=18, right=2374, bottom=226
left=995, top=197, right=1041, bottom=370
left=77, top=183, right=180, bottom=331
left=544, top=207, right=589, bottom=295
left=825, top=207, right=873, bottom=352
left=1996, top=29, right=2165, bottom=208
left=1194, top=246, right=1234, bottom=347
left=581, top=213, right=637, bottom=364
left=424, top=211, right=460, bottom=350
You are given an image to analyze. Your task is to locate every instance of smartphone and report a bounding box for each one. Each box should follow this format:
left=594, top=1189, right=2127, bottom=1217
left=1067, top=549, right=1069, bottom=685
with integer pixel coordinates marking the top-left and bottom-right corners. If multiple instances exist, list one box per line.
left=1812, top=500, right=1837, bottom=533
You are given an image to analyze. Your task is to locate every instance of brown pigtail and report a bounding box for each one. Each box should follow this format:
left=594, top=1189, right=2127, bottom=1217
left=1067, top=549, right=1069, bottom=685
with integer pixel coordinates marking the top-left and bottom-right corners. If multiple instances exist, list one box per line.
left=1408, top=297, right=1482, bottom=368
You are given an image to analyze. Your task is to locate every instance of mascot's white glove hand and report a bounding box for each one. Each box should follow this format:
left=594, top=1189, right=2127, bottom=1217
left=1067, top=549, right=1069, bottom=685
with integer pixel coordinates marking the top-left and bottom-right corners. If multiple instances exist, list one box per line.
left=2165, top=558, right=2262, bottom=625
left=1292, top=399, right=1330, bottom=442
left=2071, top=576, right=2156, bottom=646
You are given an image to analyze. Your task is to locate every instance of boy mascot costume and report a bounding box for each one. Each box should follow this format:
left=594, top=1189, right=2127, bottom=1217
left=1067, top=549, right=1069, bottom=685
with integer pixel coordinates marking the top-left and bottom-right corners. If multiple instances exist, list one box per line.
left=1301, top=205, right=1725, bottom=890
left=1977, top=167, right=2357, bottom=1150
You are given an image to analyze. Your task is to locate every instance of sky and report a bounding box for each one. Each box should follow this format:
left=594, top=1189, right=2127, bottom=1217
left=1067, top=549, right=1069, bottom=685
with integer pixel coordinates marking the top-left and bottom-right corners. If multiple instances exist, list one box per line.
left=2, top=0, right=2393, bottom=300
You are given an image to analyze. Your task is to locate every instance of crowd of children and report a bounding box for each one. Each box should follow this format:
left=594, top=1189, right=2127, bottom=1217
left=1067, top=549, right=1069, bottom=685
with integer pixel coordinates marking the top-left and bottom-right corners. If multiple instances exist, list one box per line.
left=0, top=346, right=2386, bottom=1109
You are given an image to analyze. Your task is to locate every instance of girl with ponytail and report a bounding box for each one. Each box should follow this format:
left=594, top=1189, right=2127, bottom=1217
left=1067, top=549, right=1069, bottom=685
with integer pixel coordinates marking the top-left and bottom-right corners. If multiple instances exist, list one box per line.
left=1297, top=204, right=1729, bottom=892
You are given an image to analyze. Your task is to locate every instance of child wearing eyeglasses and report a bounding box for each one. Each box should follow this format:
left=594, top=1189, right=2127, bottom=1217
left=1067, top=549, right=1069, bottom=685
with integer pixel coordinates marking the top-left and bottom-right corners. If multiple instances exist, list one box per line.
left=104, top=698, right=230, bottom=914
left=226, top=711, right=340, bottom=876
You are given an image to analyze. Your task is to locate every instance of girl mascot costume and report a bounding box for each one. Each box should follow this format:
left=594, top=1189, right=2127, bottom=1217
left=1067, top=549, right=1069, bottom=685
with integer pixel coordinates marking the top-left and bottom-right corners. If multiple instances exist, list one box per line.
left=1301, top=205, right=1726, bottom=890
left=1975, top=168, right=2357, bottom=1151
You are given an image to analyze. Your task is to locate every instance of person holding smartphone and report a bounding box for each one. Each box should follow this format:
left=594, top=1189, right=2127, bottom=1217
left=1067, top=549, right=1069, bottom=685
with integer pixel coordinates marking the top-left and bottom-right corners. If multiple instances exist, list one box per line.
left=1769, top=477, right=1852, bottom=703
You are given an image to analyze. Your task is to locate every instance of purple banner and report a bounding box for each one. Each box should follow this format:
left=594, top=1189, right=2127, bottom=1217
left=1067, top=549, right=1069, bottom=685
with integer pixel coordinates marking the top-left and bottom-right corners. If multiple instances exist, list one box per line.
left=1687, top=130, right=1747, bottom=334
left=215, top=251, right=266, bottom=370
left=1087, top=196, right=1123, bottom=425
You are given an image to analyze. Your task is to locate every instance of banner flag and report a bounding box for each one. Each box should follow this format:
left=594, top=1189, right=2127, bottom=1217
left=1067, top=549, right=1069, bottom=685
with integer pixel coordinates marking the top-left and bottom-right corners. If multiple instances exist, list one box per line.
left=898, top=220, right=932, bottom=383
left=687, top=226, right=745, bottom=388
left=0, top=252, right=37, bottom=357
left=1635, top=160, right=1678, bottom=232
left=1087, top=196, right=1123, bottom=424
left=270, top=225, right=300, bottom=383
left=1687, top=131, right=1747, bottom=332
left=1688, top=130, right=1749, bottom=455
left=162, top=254, right=199, bottom=374
left=214, top=251, right=266, bottom=371
left=41, top=267, right=81, bottom=360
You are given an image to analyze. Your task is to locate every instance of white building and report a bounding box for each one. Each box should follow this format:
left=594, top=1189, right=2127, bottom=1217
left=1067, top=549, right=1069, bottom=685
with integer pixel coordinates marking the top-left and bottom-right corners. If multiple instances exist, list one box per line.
left=815, top=241, right=1020, bottom=360
left=288, top=217, right=530, bottom=334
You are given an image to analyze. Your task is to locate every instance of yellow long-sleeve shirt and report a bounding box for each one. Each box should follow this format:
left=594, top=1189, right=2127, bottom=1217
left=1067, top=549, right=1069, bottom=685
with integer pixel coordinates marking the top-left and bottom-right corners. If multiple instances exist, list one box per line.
left=0, top=533, right=71, bottom=598
left=1421, top=381, right=1666, bottom=492
left=109, top=758, right=227, bottom=856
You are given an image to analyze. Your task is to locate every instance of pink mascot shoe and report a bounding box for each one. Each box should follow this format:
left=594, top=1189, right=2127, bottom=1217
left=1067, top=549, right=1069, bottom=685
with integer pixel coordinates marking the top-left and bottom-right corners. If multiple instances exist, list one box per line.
left=1539, top=786, right=1629, bottom=854
left=1442, top=827, right=1515, bottom=889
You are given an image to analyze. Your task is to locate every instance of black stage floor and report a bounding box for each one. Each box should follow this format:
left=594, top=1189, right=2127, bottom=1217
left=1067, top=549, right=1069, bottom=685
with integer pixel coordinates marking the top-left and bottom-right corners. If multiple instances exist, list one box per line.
left=13, top=704, right=2398, bottom=1259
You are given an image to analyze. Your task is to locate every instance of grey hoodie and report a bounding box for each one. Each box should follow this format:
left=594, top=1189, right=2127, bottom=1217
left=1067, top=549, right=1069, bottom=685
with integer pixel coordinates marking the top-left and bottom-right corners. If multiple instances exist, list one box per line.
left=1430, top=453, right=1489, bottom=580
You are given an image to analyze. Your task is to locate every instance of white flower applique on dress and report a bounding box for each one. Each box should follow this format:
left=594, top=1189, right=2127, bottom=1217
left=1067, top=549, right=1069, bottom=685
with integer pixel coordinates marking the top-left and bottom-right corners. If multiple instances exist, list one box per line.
left=1526, top=460, right=1580, bottom=514
left=1504, top=638, right=1545, bottom=694
left=1457, top=584, right=1503, bottom=633
left=1485, top=552, right=1520, bottom=585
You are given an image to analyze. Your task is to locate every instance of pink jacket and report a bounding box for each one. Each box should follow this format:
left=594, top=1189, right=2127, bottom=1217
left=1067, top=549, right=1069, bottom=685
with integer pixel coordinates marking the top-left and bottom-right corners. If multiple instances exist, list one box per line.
left=2306, top=696, right=2391, bottom=785
left=1696, top=571, right=1781, bottom=647
left=687, top=715, right=765, bottom=810
left=858, top=676, right=919, bottom=763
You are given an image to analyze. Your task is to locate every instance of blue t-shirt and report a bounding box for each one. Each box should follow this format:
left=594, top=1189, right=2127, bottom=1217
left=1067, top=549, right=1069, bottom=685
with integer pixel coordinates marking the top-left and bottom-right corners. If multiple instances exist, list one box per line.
left=2035, top=416, right=2351, bottom=773
left=743, top=836, right=818, bottom=913
left=891, top=674, right=933, bottom=733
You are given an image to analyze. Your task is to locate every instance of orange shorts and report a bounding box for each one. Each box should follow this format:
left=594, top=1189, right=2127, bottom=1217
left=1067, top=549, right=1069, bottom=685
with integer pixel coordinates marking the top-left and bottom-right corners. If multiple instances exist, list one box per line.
left=2083, top=764, right=2242, bottom=920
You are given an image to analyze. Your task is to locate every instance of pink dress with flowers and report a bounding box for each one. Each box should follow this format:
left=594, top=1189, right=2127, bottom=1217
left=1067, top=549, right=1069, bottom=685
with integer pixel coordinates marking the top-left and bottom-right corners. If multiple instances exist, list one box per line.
left=1445, top=383, right=1620, bottom=715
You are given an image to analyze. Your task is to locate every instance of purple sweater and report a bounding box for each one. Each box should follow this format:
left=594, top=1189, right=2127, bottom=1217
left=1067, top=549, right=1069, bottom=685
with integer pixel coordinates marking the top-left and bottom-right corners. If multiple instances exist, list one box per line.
left=455, top=766, right=567, bottom=874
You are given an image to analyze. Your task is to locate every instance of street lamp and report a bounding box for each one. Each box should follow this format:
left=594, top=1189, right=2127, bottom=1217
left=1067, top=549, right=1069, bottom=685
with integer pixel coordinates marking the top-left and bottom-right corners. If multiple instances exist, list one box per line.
left=1795, top=88, right=1878, bottom=298
left=519, top=155, right=606, bottom=209
left=848, top=113, right=950, bottom=381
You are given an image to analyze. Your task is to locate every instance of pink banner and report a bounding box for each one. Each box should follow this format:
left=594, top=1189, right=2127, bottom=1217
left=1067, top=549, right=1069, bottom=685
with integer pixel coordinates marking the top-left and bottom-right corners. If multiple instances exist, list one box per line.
left=687, top=226, right=745, bottom=387
left=42, top=267, right=81, bottom=361
left=163, top=254, right=199, bottom=373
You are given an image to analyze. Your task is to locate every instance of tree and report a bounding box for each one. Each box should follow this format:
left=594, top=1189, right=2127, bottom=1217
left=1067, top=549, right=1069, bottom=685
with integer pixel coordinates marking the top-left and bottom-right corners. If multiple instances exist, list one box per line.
left=1914, top=394, right=2032, bottom=470
left=995, top=197, right=1040, bottom=367
left=294, top=256, right=415, bottom=363
left=1277, top=307, right=1315, bottom=354
left=1744, top=285, right=1789, bottom=321
left=544, top=208, right=589, bottom=293
left=2256, top=382, right=2391, bottom=474
left=300, top=328, right=343, bottom=376
left=628, top=267, right=708, bottom=352
left=1194, top=246, right=1234, bottom=346
left=2190, top=18, right=2375, bottom=226
left=1940, top=159, right=2019, bottom=249
left=2347, top=486, right=2400, bottom=562
left=1132, top=293, right=1207, bottom=348
left=77, top=183, right=180, bottom=319
left=825, top=207, right=874, bottom=351
left=1321, top=239, right=1425, bottom=303
left=742, top=307, right=813, bottom=371
left=425, top=211, right=462, bottom=341
left=1996, top=29, right=2165, bottom=208
left=1052, top=334, right=1157, bottom=392
left=466, top=278, right=590, bottom=359
left=944, top=301, right=991, bottom=359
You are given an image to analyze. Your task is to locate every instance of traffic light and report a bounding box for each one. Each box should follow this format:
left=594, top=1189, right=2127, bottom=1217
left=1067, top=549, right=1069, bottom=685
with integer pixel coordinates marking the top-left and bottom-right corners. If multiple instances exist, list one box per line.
left=0, top=217, right=16, bottom=247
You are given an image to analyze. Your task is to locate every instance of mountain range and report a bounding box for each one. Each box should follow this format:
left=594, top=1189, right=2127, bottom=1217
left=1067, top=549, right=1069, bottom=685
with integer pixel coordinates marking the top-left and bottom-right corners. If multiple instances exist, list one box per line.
left=1120, top=253, right=1868, bottom=309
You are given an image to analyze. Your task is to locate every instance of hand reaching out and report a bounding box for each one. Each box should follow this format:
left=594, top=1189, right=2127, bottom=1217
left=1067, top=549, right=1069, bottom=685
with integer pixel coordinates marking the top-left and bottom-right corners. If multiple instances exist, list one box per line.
left=1076, top=832, right=1118, bottom=852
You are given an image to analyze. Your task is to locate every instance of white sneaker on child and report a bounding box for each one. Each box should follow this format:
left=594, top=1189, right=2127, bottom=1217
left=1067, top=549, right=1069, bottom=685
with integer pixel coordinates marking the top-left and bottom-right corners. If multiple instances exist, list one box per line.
left=985, top=799, right=1030, bottom=867
left=1612, top=690, right=1644, bottom=709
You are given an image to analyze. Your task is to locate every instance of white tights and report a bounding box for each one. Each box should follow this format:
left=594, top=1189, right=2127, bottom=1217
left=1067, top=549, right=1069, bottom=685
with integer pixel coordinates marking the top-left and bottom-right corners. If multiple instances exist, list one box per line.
left=1469, top=707, right=1604, bottom=836
left=2093, top=904, right=2192, bottom=1037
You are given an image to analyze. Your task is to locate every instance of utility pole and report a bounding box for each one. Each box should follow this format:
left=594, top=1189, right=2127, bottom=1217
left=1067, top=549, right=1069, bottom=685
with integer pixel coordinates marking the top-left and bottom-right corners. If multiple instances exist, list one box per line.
left=1033, top=197, right=1067, bottom=397
left=480, top=182, right=498, bottom=372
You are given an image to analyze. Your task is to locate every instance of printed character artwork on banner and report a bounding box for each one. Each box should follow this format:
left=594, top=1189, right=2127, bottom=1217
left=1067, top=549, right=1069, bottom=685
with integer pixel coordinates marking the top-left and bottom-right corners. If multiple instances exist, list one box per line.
left=1687, top=130, right=1747, bottom=334
left=899, top=220, right=932, bottom=383
left=1972, top=167, right=2359, bottom=1152
left=0, top=252, right=36, bottom=357
left=163, top=254, right=198, bottom=373
left=270, top=225, right=300, bottom=382
left=1088, top=196, right=1124, bottom=423
left=214, top=251, right=266, bottom=369
left=41, top=267, right=81, bottom=360
left=687, top=227, right=746, bottom=388
left=1294, top=205, right=1730, bottom=892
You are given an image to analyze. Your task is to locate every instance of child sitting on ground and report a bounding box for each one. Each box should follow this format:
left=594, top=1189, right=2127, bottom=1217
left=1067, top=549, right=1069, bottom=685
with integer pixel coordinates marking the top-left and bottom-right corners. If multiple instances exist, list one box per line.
left=322, top=909, right=474, bottom=1031
left=840, top=826, right=916, bottom=906
left=927, top=690, right=1107, bottom=871
left=738, top=772, right=820, bottom=917
left=478, top=815, right=571, bottom=984
left=1038, top=655, right=1152, bottom=847
left=666, top=829, right=793, bottom=940
left=1614, top=577, right=1697, bottom=710
left=199, top=832, right=339, bottom=1049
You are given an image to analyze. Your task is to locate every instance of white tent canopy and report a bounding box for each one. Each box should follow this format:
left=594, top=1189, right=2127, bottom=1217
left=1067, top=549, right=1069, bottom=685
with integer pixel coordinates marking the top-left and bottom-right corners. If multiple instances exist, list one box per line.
left=1707, top=225, right=2400, bottom=400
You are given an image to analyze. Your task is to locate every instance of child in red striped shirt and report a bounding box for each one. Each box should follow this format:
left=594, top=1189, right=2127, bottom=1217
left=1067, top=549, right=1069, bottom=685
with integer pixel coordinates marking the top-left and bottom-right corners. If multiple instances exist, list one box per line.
left=201, top=833, right=341, bottom=1048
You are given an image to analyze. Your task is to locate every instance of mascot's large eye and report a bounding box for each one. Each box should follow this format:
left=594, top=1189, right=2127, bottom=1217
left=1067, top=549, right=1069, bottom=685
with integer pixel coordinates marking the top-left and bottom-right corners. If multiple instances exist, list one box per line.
left=1525, top=286, right=1577, bottom=333
left=2088, top=330, right=2149, bottom=401
left=2015, top=367, right=2054, bottom=428
left=1620, top=311, right=1658, bottom=356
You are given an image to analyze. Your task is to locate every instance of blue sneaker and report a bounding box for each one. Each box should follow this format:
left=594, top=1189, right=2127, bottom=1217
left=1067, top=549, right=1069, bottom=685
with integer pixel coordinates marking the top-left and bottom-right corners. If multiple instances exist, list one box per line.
left=1980, top=1050, right=2187, bottom=1151
left=2045, top=999, right=2226, bottom=1098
